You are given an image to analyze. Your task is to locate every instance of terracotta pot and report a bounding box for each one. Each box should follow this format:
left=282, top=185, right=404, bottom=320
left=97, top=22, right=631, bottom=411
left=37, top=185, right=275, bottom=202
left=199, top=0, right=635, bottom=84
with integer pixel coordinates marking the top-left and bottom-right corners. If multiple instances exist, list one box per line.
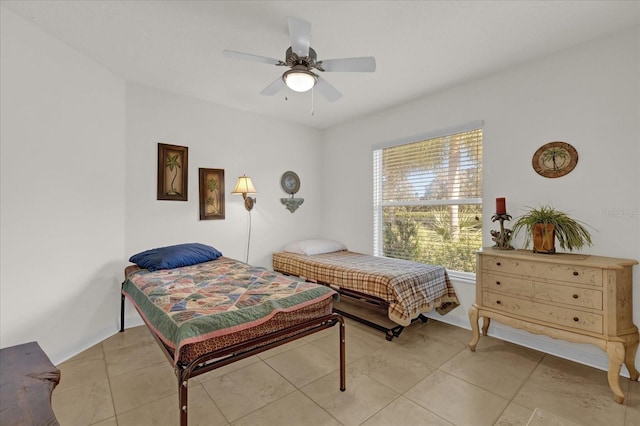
left=532, top=223, right=555, bottom=254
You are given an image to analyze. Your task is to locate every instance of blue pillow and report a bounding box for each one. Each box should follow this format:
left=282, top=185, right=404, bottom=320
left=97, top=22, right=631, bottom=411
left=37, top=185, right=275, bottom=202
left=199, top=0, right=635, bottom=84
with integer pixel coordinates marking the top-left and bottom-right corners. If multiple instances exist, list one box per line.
left=129, top=243, right=222, bottom=271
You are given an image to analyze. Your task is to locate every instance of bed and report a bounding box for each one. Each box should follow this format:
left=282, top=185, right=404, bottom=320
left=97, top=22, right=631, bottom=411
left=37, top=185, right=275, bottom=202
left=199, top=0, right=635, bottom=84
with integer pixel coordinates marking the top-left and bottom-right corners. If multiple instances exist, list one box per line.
left=120, top=243, right=345, bottom=426
left=272, top=239, right=459, bottom=340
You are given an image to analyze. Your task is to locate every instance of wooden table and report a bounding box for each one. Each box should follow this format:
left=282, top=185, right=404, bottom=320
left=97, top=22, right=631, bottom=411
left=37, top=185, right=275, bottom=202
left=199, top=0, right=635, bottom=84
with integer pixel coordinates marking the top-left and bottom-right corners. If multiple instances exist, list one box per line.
left=0, top=342, right=61, bottom=425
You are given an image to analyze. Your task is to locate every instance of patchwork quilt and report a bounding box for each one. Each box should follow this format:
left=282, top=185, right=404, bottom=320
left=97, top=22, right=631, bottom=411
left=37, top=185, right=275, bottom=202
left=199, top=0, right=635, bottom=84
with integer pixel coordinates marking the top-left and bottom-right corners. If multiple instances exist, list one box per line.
left=122, top=257, right=336, bottom=364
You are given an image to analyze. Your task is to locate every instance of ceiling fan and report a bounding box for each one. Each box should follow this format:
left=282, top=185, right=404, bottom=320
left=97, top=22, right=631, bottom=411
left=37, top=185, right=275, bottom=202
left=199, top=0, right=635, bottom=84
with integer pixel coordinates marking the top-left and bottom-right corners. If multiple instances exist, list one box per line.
left=223, top=17, right=376, bottom=102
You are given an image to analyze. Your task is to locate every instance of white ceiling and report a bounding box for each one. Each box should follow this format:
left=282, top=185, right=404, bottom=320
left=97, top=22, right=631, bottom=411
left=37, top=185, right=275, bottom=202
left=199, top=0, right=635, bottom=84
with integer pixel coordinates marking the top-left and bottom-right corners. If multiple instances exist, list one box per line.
left=2, top=1, right=639, bottom=129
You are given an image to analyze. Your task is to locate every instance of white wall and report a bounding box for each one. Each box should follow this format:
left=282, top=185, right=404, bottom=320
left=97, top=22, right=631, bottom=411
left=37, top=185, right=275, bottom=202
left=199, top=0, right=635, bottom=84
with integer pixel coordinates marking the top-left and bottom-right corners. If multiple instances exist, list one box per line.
left=123, top=83, right=325, bottom=326
left=0, top=7, right=126, bottom=363
left=125, top=82, right=324, bottom=267
left=322, top=27, right=640, bottom=373
left=0, top=6, right=325, bottom=363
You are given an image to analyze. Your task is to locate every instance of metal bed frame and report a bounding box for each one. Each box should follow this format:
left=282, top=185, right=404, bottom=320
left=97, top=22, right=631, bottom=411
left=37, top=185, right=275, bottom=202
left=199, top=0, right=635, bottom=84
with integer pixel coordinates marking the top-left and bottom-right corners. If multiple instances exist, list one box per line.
left=327, top=285, right=428, bottom=341
left=120, top=290, right=345, bottom=426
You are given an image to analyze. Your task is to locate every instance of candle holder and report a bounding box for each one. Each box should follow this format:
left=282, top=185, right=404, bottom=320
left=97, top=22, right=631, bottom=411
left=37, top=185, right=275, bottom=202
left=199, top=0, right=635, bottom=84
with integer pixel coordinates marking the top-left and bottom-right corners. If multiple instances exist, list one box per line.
left=490, top=212, right=514, bottom=250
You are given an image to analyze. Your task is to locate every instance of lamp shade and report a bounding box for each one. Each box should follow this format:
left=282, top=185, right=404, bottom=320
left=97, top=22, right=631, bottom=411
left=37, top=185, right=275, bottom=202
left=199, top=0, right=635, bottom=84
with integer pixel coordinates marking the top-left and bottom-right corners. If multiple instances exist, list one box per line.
left=283, top=69, right=317, bottom=93
left=231, top=175, right=257, bottom=194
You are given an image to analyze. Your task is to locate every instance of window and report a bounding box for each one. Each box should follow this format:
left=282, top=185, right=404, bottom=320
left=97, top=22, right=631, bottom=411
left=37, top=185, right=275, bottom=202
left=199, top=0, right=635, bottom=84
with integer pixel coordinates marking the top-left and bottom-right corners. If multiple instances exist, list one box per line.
left=373, top=123, right=483, bottom=273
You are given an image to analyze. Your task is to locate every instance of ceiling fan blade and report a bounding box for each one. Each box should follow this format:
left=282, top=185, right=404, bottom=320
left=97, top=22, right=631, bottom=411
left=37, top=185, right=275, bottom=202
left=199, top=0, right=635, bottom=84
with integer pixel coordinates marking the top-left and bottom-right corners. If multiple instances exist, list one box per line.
left=288, top=17, right=311, bottom=57
left=223, top=50, right=282, bottom=65
left=315, top=76, right=343, bottom=102
left=319, top=57, right=376, bottom=72
left=260, top=77, right=286, bottom=96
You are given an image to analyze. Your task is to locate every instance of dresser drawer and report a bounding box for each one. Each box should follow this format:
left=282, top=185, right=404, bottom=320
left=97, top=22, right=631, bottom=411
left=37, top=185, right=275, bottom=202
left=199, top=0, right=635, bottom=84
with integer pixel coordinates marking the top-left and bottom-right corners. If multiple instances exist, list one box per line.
left=482, top=291, right=603, bottom=334
left=482, top=272, right=603, bottom=310
left=481, top=256, right=602, bottom=287
left=533, top=282, right=602, bottom=310
left=483, top=272, right=534, bottom=297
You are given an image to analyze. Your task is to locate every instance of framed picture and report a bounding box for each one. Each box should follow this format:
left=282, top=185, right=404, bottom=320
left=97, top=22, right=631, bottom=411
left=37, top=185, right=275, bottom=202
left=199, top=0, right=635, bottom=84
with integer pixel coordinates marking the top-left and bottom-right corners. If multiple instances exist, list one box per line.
left=157, top=143, right=188, bottom=201
left=199, top=168, right=225, bottom=220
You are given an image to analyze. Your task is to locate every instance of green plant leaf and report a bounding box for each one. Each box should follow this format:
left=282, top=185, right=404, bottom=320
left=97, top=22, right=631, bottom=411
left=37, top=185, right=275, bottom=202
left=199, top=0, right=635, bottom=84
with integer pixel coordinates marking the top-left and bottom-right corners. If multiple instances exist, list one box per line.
left=511, top=205, right=594, bottom=251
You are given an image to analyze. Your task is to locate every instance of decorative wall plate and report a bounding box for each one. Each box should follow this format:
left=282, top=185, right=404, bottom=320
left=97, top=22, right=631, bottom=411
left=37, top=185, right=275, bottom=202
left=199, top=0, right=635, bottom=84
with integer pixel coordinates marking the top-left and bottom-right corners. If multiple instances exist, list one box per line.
left=281, top=171, right=300, bottom=195
left=532, top=141, right=578, bottom=178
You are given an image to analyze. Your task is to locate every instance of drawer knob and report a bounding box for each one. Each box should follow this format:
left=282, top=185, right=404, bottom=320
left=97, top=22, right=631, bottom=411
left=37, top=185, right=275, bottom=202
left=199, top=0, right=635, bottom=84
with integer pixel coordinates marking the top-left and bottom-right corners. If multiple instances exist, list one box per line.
left=496, top=281, right=501, bottom=286
left=573, top=317, right=579, bottom=322
left=573, top=294, right=579, bottom=299
left=496, top=300, right=502, bottom=305
left=573, top=271, right=579, bottom=276
left=496, top=262, right=501, bottom=266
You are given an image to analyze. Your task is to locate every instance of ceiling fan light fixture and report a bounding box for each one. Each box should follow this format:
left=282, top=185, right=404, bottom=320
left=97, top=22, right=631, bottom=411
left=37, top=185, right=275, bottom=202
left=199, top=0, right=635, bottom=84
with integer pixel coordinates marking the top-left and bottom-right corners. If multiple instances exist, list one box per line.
left=283, top=68, right=317, bottom=92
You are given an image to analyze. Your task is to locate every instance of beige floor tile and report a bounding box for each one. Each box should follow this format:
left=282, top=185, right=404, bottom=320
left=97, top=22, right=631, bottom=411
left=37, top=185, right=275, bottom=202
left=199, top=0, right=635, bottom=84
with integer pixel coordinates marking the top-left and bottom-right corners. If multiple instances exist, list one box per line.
left=105, top=337, right=167, bottom=378
left=51, top=379, right=114, bottom=426
left=361, top=396, right=453, bottom=426
left=256, top=336, right=307, bottom=359
left=195, top=355, right=260, bottom=383
left=201, top=361, right=296, bottom=421
left=526, top=407, right=584, bottom=426
left=91, top=417, right=118, bottom=426
left=626, top=379, right=640, bottom=426
left=302, top=323, right=340, bottom=343
left=310, top=321, right=387, bottom=363
left=102, top=325, right=155, bottom=353
left=301, top=367, right=399, bottom=426
left=494, top=402, right=534, bottom=426
left=109, top=361, right=177, bottom=414
left=394, top=328, right=467, bottom=369
left=55, top=356, right=109, bottom=393
left=513, top=355, right=627, bottom=426
left=403, top=318, right=474, bottom=347
left=441, top=336, right=543, bottom=399
left=265, top=342, right=340, bottom=387
left=46, top=319, right=640, bottom=426
left=232, top=390, right=340, bottom=426
left=405, top=370, right=509, bottom=426
left=117, top=383, right=227, bottom=426
left=349, top=344, right=433, bottom=393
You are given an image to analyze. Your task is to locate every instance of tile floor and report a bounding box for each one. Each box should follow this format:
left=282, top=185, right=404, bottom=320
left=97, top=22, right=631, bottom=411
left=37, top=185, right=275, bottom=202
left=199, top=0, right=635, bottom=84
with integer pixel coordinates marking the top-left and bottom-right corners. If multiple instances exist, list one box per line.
left=51, top=318, right=640, bottom=426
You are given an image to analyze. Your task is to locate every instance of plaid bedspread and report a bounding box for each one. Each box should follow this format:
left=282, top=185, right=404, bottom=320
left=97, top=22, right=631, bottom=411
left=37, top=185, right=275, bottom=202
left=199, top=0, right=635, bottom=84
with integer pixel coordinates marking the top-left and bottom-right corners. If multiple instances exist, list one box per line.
left=272, top=251, right=459, bottom=326
left=122, top=257, right=336, bottom=364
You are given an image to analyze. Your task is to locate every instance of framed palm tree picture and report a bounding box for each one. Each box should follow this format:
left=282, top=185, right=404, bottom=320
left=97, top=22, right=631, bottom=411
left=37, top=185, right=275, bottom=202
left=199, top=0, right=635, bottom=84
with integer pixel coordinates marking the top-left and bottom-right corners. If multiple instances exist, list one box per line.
left=199, top=168, right=225, bottom=220
left=157, top=143, right=188, bottom=201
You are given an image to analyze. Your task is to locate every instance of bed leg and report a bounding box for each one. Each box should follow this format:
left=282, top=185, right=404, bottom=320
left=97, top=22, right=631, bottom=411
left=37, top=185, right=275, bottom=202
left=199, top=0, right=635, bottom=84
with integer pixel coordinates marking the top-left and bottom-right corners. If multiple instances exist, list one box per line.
left=120, top=292, right=125, bottom=333
left=179, top=374, right=188, bottom=426
left=339, top=317, right=346, bottom=392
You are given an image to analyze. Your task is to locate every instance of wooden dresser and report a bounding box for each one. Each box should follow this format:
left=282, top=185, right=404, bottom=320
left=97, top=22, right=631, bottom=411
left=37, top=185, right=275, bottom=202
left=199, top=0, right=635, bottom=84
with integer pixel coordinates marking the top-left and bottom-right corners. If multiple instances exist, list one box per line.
left=468, top=248, right=639, bottom=403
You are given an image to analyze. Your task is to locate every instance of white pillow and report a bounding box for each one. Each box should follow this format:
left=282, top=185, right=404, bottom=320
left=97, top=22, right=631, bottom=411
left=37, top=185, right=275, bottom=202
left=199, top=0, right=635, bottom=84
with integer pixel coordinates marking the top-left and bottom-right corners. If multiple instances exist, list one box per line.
left=283, top=239, right=347, bottom=256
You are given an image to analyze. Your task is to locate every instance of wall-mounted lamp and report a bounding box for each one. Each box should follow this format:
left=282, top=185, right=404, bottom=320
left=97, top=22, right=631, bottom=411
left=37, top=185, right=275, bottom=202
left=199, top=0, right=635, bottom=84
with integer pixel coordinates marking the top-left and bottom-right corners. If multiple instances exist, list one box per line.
left=231, top=175, right=257, bottom=211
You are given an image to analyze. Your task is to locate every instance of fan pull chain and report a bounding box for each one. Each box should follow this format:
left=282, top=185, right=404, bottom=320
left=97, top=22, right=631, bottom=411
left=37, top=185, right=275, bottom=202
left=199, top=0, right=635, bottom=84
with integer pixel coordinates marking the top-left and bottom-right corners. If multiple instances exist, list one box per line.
left=310, top=87, right=315, bottom=115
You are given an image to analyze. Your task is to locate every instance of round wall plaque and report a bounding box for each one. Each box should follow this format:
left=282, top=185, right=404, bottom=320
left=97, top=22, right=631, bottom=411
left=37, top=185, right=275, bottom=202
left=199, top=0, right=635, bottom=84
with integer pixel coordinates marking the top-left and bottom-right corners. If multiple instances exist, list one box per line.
left=532, top=141, right=578, bottom=178
left=280, top=171, right=300, bottom=195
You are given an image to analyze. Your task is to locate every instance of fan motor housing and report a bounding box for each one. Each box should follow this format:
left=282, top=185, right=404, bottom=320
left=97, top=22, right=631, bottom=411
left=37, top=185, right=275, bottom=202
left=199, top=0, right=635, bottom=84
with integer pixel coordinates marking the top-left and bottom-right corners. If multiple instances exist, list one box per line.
left=285, top=47, right=318, bottom=69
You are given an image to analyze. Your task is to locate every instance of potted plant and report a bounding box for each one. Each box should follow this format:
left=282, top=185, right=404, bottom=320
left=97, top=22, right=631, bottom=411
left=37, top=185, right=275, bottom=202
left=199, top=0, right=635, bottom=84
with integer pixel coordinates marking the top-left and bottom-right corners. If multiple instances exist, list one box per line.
left=511, top=205, right=593, bottom=254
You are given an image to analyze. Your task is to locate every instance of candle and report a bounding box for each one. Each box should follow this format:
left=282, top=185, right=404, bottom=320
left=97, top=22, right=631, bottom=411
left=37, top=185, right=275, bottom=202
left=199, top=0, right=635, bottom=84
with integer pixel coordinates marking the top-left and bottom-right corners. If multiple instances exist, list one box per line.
left=496, top=197, right=506, bottom=214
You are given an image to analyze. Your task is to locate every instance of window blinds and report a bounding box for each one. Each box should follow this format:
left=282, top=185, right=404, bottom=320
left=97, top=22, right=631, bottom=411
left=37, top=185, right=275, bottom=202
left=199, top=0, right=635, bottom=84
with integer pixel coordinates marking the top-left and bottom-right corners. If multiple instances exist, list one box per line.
left=373, top=125, right=483, bottom=272
left=374, top=128, right=482, bottom=205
